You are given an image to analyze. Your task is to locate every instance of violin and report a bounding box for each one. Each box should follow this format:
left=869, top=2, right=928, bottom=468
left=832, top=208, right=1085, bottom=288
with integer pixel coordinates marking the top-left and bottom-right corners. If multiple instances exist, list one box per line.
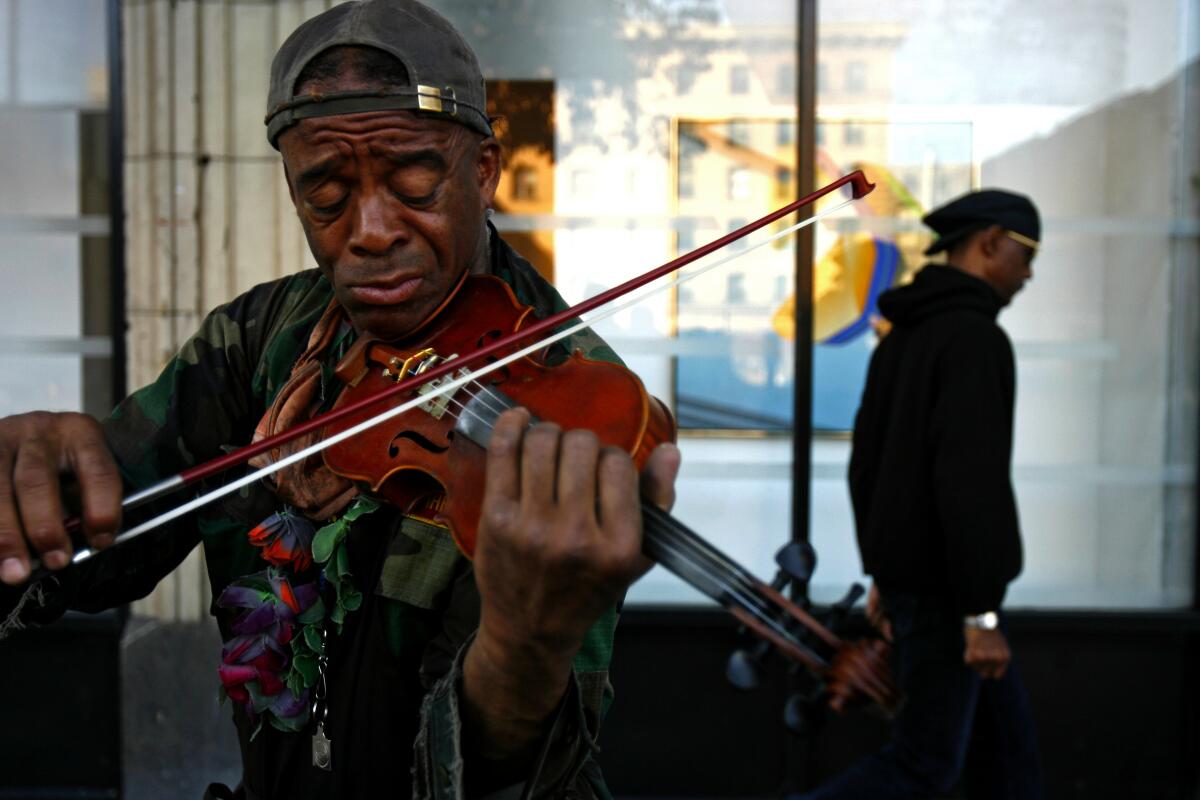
left=26, top=170, right=898, bottom=716
left=317, top=273, right=899, bottom=716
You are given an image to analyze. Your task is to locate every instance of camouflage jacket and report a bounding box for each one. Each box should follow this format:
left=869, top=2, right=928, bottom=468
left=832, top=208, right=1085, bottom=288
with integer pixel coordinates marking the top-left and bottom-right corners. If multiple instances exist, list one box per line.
left=23, top=230, right=621, bottom=799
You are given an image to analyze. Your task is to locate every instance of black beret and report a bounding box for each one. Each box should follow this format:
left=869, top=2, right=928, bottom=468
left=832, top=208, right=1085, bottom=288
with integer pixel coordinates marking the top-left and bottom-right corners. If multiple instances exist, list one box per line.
left=923, top=189, right=1040, bottom=255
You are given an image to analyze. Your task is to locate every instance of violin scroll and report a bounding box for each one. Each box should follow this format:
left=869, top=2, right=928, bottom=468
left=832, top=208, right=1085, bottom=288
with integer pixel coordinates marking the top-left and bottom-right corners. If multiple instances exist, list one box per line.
left=726, top=541, right=901, bottom=726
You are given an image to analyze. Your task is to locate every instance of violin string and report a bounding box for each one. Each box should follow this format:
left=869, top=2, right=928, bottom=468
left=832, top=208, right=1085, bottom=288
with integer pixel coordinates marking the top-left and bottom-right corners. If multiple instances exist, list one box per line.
left=431, top=380, right=810, bottom=654
left=69, top=199, right=853, bottom=568
left=444, top=379, right=769, bottom=592
left=437, top=380, right=772, bottom=603
left=641, top=508, right=822, bottom=662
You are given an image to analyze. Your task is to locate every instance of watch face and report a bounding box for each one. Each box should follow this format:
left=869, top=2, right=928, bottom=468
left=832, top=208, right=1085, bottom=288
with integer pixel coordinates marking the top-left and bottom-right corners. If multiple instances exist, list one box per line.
left=965, top=611, right=999, bottom=630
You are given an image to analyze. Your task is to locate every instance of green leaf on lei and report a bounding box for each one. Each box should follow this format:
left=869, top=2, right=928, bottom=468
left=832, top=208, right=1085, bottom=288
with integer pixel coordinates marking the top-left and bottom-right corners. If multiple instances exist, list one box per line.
left=303, top=624, right=322, bottom=653
left=296, top=596, right=326, bottom=625
left=343, top=496, right=380, bottom=522
left=285, top=670, right=304, bottom=697
left=311, top=496, right=380, bottom=563
left=310, top=496, right=381, bottom=634
left=341, top=588, right=363, bottom=612
left=311, top=517, right=348, bottom=565
left=293, top=654, right=319, bottom=687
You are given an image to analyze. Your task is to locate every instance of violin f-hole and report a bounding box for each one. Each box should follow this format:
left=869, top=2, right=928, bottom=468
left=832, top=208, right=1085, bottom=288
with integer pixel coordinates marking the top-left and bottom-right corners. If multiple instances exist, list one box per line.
left=388, top=430, right=451, bottom=458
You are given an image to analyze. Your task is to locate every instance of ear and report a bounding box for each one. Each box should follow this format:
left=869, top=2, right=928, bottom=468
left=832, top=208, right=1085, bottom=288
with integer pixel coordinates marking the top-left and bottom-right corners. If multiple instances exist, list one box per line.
left=978, top=225, right=1005, bottom=257
left=475, top=137, right=502, bottom=212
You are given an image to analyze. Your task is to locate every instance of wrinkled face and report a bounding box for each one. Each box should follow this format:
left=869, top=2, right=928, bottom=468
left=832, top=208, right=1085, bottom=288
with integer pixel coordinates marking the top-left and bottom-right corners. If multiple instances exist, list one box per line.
left=278, top=88, right=499, bottom=341
left=984, top=233, right=1035, bottom=304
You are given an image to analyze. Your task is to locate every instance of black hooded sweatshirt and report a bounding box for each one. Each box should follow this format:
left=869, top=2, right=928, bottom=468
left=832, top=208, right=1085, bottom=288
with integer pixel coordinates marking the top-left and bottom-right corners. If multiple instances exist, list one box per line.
left=849, top=264, right=1022, bottom=615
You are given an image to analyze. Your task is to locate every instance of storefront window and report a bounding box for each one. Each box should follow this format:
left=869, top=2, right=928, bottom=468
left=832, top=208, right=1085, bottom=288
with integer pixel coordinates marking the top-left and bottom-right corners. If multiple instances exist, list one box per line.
left=809, top=0, right=1200, bottom=608
left=0, top=0, right=114, bottom=421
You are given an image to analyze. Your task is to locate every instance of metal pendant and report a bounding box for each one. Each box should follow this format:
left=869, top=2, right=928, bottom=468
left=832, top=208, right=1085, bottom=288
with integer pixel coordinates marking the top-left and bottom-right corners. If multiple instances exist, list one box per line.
left=311, top=720, right=332, bottom=771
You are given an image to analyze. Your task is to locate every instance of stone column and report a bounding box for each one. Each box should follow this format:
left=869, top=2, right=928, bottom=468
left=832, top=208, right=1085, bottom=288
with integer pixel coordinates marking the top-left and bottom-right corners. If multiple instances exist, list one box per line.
left=123, top=0, right=335, bottom=620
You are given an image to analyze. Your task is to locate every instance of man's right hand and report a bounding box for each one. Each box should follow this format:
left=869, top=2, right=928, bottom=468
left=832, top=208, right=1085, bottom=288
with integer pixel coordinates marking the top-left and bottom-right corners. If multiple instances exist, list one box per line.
left=963, top=627, right=1011, bottom=679
left=0, top=412, right=123, bottom=585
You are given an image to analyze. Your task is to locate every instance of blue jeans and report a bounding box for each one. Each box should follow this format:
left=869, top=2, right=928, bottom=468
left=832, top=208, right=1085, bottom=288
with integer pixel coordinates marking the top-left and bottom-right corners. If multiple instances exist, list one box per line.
left=795, top=593, right=1043, bottom=800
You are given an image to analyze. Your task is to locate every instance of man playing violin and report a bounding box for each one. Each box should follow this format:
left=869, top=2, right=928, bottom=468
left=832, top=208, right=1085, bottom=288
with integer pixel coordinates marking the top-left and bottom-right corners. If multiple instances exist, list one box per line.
left=0, top=1, right=679, bottom=797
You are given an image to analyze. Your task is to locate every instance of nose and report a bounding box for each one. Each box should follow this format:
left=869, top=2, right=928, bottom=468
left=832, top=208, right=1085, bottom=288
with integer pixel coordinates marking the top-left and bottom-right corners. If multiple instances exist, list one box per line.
left=348, top=188, right=407, bottom=257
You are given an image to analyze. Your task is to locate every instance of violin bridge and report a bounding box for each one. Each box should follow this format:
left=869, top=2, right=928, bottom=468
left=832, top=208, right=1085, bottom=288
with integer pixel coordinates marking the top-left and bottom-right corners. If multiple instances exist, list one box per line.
left=417, top=366, right=470, bottom=419
left=381, top=347, right=439, bottom=383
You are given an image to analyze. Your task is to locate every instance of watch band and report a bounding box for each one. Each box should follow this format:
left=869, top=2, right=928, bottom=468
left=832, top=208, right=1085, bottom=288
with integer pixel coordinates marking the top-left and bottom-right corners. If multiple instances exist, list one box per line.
left=963, top=611, right=999, bottom=631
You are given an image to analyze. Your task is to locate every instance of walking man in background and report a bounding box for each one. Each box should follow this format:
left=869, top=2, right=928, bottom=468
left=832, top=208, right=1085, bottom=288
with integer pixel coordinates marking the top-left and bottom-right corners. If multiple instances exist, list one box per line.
left=802, top=189, right=1044, bottom=799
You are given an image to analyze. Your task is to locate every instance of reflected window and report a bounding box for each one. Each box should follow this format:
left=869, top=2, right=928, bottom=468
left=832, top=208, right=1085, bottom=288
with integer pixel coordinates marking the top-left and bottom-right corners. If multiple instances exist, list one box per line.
left=728, top=217, right=748, bottom=249
left=728, top=120, right=750, bottom=146
left=776, top=120, right=793, bottom=147
left=730, top=64, right=750, bottom=95
left=512, top=164, right=538, bottom=201
left=727, top=273, right=746, bottom=304
left=679, top=160, right=695, bottom=199
left=775, top=166, right=793, bottom=196
left=677, top=227, right=695, bottom=254
left=727, top=167, right=751, bottom=200
left=845, top=60, right=867, bottom=94
left=570, top=168, right=595, bottom=196
left=776, top=62, right=795, bottom=97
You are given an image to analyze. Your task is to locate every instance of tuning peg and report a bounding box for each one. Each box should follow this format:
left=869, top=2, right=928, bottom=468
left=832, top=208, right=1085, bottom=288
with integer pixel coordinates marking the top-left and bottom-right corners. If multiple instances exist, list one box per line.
left=833, top=582, right=865, bottom=611
left=783, top=690, right=826, bottom=736
left=726, top=639, right=771, bottom=690
left=773, top=541, right=817, bottom=589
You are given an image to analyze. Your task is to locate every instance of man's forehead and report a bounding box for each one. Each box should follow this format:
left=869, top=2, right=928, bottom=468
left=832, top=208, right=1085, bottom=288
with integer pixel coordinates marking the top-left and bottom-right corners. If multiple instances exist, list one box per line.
left=281, top=110, right=464, bottom=155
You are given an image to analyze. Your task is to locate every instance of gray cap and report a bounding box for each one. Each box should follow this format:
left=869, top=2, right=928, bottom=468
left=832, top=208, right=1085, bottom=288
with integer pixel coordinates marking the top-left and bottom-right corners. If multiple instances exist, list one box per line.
left=265, top=0, right=493, bottom=148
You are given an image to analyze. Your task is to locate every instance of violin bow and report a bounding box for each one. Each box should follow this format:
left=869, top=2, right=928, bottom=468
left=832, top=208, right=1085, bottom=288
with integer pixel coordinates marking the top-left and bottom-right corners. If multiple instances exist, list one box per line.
left=53, top=170, right=874, bottom=568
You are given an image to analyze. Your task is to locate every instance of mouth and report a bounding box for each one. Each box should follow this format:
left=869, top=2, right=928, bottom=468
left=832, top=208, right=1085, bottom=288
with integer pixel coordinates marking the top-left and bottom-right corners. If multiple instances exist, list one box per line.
left=346, top=275, right=423, bottom=307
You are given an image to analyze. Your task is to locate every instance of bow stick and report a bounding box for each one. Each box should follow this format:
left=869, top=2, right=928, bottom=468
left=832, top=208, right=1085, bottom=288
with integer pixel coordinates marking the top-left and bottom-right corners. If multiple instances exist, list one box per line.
left=50, top=170, right=873, bottom=569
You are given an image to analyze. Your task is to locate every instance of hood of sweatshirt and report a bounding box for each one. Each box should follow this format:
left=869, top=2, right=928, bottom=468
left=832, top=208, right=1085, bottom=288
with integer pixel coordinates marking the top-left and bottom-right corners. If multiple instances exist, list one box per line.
left=877, top=264, right=1004, bottom=327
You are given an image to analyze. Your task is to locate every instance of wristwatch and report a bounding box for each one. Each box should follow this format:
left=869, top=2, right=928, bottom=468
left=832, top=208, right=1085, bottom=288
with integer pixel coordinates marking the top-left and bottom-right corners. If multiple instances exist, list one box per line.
left=963, top=611, right=999, bottom=631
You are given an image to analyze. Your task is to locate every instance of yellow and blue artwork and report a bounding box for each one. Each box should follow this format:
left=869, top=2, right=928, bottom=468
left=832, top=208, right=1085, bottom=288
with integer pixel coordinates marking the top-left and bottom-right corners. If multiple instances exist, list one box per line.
left=805, top=159, right=923, bottom=430
left=674, top=159, right=924, bottom=432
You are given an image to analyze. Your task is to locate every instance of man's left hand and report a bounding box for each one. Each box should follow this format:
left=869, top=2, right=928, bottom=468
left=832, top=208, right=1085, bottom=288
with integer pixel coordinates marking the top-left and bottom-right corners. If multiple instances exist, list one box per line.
left=963, top=627, right=1011, bottom=679
left=462, top=407, right=680, bottom=762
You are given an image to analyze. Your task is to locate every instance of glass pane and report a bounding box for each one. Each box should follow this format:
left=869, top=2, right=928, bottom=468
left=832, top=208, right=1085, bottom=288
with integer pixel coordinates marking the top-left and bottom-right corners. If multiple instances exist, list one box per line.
left=0, top=4, right=10, bottom=104
left=0, top=234, right=82, bottom=337
left=0, top=110, right=80, bottom=216
left=427, top=0, right=799, bottom=602
left=15, top=0, right=108, bottom=106
left=0, top=355, right=82, bottom=416
left=811, top=0, right=1199, bottom=608
left=0, top=6, right=111, bottom=420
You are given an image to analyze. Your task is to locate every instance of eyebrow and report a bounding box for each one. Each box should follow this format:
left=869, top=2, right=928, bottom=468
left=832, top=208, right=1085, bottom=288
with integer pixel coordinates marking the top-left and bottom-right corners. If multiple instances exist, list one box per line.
left=378, top=148, right=449, bottom=172
left=295, top=155, right=344, bottom=190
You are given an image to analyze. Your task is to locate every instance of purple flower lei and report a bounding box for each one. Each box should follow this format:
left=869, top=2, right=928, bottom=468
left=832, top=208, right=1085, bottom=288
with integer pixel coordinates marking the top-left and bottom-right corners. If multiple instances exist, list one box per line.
left=216, top=497, right=379, bottom=734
